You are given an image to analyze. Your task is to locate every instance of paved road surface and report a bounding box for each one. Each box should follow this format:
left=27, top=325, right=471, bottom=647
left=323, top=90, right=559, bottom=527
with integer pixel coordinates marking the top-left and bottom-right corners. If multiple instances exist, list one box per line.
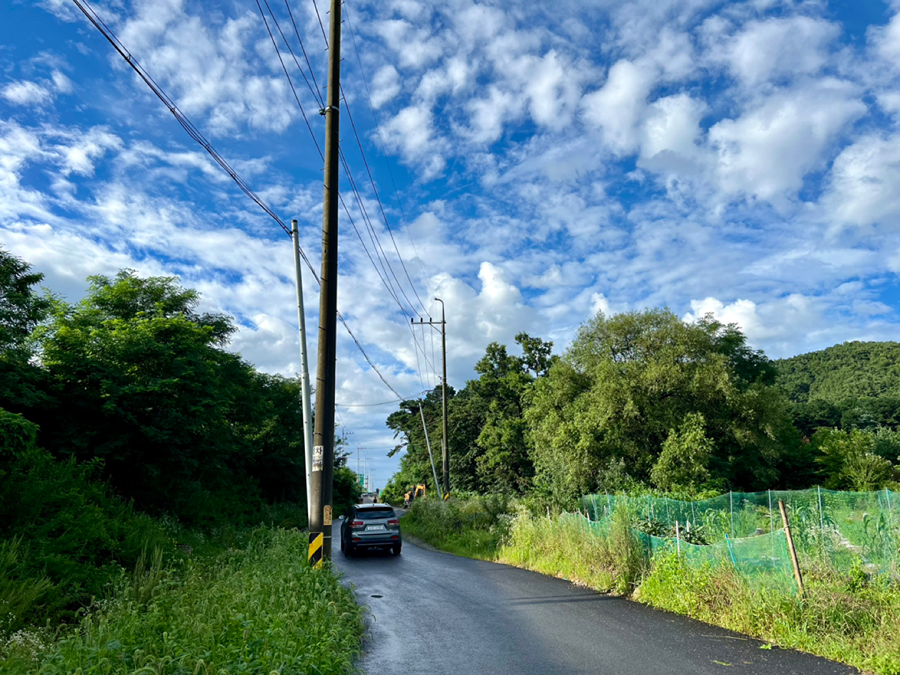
left=333, top=525, right=857, bottom=675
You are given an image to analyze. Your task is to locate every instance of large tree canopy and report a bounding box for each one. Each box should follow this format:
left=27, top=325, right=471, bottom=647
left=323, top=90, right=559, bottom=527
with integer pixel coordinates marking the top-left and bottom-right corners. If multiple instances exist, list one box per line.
left=30, top=269, right=314, bottom=525
left=382, top=333, right=555, bottom=500
left=526, top=308, right=794, bottom=503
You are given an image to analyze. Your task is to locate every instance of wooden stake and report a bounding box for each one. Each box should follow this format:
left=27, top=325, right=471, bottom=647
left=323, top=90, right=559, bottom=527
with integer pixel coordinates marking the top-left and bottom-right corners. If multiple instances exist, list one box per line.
left=778, top=500, right=804, bottom=597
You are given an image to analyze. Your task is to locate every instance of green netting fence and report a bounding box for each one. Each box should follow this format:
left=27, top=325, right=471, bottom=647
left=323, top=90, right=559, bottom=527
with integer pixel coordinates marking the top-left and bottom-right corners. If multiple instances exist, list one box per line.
left=560, top=510, right=797, bottom=588
left=576, top=488, right=898, bottom=580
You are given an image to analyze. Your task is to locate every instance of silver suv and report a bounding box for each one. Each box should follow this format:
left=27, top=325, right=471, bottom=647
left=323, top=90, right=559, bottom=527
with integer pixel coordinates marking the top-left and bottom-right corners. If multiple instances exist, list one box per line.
left=340, top=503, right=401, bottom=556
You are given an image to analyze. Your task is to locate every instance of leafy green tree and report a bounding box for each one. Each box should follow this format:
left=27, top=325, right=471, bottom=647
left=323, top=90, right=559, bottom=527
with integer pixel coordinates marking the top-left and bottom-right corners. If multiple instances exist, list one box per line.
left=812, top=427, right=896, bottom=491
left=0, top=408, right=168, bottom=626
left=37, top=271, right=274, bottom=524
left=651, top=413, right=714, bottom=493
left=872, top=426, right=900, bottom=462
left=0, top=247, right=55, bottom=419
left=527, top=308, right=792, bottom=504
left=472, top=336, right=551, bottom=493
left=384, top=333, right=554, bottom=498
left=0, top=248, right=52, bottom=351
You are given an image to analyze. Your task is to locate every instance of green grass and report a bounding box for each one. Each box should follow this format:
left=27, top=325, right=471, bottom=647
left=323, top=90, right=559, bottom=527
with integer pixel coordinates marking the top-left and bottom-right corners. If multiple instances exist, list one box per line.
left=0, top=528, right=365, bottom=674
left=404, top=498, right=900, bottom=675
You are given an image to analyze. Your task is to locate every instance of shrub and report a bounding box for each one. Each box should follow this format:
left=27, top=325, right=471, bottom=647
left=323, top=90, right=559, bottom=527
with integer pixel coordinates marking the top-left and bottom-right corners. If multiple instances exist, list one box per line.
left=0, top=409, right=170, bottom=626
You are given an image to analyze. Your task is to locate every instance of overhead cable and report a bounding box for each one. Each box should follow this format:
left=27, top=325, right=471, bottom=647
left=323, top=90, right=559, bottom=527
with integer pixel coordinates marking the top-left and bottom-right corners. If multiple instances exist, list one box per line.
left=69, top=0, right=406, bottom=402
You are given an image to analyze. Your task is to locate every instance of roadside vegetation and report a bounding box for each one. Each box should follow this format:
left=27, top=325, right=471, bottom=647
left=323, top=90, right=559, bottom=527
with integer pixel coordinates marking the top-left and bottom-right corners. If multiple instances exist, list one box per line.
left=0, top=247, right=363, bottom=671
left=1, top=528, right=364, bottom=674
left=402, top=497, right=900, bottom=675
left=390, top=307, right=900, bottom=674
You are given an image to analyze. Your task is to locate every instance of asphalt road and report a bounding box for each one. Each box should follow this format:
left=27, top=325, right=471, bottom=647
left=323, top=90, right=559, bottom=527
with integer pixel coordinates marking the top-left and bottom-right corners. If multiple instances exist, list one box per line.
left=333, top=521, right=857, bottom=675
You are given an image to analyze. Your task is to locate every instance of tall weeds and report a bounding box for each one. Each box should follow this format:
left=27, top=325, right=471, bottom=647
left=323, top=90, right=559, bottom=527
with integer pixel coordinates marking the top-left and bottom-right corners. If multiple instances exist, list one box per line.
left=0, top=528, right=364, bottom=674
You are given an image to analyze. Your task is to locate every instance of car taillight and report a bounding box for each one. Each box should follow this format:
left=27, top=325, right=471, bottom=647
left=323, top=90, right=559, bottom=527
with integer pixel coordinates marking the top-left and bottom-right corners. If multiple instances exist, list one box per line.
left=350, top=520, right=364, bottom=528
left=387, top=519, right=399, bottom=525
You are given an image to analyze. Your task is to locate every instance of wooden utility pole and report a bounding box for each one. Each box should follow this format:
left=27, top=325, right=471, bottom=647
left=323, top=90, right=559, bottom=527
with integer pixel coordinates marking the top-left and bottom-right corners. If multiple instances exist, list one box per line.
left=412, top=300, right=450, bottom=497
left=311, top=0, right=341, bottom=560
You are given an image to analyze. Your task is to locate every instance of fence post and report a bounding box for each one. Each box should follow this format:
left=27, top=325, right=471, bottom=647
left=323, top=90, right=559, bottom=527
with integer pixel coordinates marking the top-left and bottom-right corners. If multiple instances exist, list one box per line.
left=779, top=500, right=804, bottom=597
left=725, top=535, right=737, bottom=568
left=887, top=489, right=896, bottom=572
left=818, top=485, right=826, bottom=561
left=606, top=491, right=612, bottom=519
left=768, top=489, right=775, bottom=564
left=676, top=520, right=681, bottom=558
left=730, top=491, right=734, bottom=538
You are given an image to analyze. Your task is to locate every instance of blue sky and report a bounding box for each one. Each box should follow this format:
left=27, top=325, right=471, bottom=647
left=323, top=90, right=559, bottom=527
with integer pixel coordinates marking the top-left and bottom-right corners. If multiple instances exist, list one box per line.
left=4, top=0, right=900, bottom=489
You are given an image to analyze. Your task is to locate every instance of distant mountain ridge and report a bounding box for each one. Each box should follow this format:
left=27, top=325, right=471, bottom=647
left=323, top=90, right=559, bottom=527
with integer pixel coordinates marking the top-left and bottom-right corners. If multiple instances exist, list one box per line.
left=774, top=341, right=900, bottom=404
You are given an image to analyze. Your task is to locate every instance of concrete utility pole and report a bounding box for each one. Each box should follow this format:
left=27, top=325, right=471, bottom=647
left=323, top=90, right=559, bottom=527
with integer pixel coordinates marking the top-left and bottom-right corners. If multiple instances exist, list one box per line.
left=436, top=298, right=449, bottom=496
left=412, top=299, right=450, bottom=496
left=311, top=0, right=341, bottom=559
left=290, top=220, right=314, bottom=524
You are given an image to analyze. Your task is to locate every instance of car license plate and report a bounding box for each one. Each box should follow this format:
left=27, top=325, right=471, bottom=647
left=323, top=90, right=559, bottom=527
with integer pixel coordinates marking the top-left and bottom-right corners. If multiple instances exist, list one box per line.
left=366, top=524, right=385, bottom=531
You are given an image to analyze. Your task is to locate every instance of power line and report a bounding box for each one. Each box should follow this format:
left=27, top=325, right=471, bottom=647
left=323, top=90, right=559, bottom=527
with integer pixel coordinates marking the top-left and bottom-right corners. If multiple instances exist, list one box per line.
left=69, top=0, right=406, bottom=402
left=270, top=1, right=421, bottom=325
left=260, top=0, right=437, bottom=399
left=70, top=0, right=292, bottom=236
left=340, top=83, right=429, bottom=317
left=342, top=0, right=436, bottom=307
left=309, top=0, right=329, bottom=47
left=296, top=2, right=441, bottom=386
left=281, top=0, right=324, bottom=106
left=336, top=398, right=416, bottom=407
left=255, top=0, right=322, bottom=158
left=290, top=0, right=428, bottom=320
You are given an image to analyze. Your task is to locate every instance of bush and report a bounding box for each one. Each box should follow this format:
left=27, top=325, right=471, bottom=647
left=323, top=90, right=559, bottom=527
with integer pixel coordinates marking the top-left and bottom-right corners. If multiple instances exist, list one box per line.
left=0, top=409, right=170, bottom=627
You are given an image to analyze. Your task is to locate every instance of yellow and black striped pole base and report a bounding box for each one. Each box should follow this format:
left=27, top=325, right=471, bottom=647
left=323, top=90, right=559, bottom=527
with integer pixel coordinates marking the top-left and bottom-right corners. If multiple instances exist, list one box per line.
left=308, top=532, right=323, bottom=569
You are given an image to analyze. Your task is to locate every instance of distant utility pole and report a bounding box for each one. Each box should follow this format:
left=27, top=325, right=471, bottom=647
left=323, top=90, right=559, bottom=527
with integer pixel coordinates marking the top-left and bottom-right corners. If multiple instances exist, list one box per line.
left=412, top=298, right=450, bottom=496
left=311, top=0, right=341, bottom=560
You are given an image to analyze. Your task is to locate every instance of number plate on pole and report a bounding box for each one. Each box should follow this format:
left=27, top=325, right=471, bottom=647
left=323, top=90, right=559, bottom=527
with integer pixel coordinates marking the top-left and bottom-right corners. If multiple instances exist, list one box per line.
left=312, top=445, right=324, bottom=472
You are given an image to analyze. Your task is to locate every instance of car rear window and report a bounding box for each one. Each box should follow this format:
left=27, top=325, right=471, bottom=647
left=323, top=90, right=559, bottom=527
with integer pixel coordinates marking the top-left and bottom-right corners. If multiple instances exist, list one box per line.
left=356, top=508, right=395, bottom=520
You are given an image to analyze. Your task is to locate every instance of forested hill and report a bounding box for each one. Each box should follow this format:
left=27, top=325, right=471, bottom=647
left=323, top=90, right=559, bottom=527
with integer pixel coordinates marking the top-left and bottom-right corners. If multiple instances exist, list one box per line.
left=775, top=341, right=900, bottom=404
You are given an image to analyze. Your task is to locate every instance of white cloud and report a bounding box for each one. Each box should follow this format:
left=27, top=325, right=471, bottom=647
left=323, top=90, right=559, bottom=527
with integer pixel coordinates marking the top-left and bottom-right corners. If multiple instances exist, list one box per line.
left=111, top=1, right=297, bottom=135
left=582, top=60, right=657, bottom=155
left=640, top=93, right=707, bottom=168
left=465, top=87, right=523, bottom=145
left=372, top=19, right=444, bottom=70
left=715, top=16, right=840, bottom=86
left=370, top=65, right=401, bottom=109
left=823, top=134, right=900, bottom=227
left=51, top=70, right=73, bottom=94
left=871, top=10, right=900, bottom=65
left=709, top=79, right=866, bottom=206
left=380, top=104, right=446, bottom=178
left=2, top=81, right=54, bottom=106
